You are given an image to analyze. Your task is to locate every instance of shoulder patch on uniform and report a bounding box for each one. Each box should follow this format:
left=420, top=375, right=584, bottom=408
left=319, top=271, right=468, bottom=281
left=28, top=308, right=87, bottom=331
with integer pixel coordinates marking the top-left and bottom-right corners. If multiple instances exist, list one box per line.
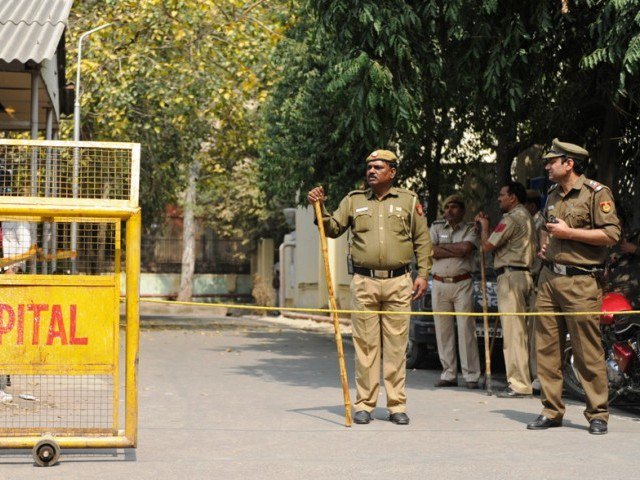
left=599, top=201, right=612, bottom=213
left=493, top=222, right=506, bottom=233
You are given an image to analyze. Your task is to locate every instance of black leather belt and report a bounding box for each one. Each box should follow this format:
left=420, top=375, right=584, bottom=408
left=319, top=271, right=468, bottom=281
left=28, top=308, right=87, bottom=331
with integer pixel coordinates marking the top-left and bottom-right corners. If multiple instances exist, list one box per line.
left=543, top=261, right=604, bottom=276
left=353, top=265, right=411, bottom=279
left=495, top=265, right=529, bottom=277
left=495, top=266, right=530, bottom=276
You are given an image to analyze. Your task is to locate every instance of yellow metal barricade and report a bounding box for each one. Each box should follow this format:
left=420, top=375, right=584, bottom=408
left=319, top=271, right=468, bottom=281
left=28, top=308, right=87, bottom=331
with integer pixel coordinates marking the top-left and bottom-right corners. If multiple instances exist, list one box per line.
left=0, top=139, right=140, bottom=466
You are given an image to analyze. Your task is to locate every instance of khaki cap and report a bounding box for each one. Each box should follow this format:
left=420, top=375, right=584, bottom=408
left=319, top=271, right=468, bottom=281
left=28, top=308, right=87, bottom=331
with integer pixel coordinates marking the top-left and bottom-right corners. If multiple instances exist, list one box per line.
left=526, top=189, right=541, bottom=200
left=443, top=194, right=465, bottom=208
left=366, top=149, right=398, bottom=163
left=542, top=138, right=589, bottom=161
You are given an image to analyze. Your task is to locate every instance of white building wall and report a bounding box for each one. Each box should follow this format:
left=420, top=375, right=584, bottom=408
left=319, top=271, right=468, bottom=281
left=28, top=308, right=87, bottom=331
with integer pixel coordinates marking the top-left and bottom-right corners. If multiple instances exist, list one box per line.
left=282, top=206, right=352, bottom=311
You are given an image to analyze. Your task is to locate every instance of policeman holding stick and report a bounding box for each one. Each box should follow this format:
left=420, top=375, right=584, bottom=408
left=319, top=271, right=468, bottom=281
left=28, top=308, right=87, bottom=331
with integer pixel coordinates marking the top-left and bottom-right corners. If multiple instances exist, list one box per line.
left=308, top=149, right=432, bottom=425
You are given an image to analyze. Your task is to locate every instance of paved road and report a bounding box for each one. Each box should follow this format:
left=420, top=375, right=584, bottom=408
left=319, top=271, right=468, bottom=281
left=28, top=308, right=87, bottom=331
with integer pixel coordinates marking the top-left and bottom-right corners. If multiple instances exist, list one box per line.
left=1, top=314, right=640, bottom=479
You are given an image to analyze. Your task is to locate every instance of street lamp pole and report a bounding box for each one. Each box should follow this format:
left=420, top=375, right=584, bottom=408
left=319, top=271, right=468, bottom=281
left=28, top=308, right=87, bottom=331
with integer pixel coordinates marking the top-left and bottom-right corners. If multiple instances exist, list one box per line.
left=71, top=23, right=112, bottom=273
left=73, top=23, right=112, bottom=141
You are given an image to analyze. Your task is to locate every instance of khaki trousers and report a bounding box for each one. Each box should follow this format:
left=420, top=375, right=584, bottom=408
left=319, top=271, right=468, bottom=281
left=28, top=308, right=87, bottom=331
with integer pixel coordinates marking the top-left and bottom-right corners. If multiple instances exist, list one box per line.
left=350, top=272, right=412, bottom=414
left=432, top=278, right=480, bottom=382
left=535, top=267, right=608, bottom=422
left=497, top=270, right=533, bottom=394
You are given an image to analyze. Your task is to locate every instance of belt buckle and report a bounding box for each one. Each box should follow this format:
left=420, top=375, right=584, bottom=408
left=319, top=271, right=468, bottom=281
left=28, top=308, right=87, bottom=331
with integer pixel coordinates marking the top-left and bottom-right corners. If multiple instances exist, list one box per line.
left=374, top=270, right=389, bottom=278
left=553, top=263, right=567, bottom=275
left=444, top=277, right=454, bottom=283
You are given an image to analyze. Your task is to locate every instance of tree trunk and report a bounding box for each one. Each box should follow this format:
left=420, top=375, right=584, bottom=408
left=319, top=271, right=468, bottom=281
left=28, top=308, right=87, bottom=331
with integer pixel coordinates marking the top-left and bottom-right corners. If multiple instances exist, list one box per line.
left=494, top=127, right=520, bottom=188
left=177, top=158, right=200, bottom=302
left=596, top=103, right=620, bottom=187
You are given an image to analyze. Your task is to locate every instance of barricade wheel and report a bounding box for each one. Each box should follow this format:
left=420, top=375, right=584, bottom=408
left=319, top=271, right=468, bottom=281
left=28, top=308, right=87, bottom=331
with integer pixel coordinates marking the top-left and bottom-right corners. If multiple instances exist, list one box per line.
left=33, top=435, right=61, bottom=467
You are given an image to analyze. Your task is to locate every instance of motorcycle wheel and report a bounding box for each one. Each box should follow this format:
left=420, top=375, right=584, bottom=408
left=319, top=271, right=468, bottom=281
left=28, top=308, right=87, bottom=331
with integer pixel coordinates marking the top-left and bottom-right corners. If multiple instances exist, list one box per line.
left=563, top=343, right=618, bottom=402
left=562, top=345, right=586, bottom=401
left=406, top=339, right=425, bottom=369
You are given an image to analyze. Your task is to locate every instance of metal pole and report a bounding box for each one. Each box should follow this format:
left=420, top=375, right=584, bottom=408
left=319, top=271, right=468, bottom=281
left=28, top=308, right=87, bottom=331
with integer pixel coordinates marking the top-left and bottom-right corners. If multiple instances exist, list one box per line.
left=44, top=108, right=54, bottom=274
left=72, top=23, right=112, bottom=273
left=73, top=23, right=112, bottom=142
left=29, top=70, right=39, bottom=274
left=52, top=131, right=59, bottom=273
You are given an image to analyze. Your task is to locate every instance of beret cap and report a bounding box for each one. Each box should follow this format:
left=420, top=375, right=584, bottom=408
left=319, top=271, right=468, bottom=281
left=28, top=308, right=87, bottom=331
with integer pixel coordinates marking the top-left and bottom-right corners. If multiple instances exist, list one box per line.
left=443, top=194, right=465, bottom=208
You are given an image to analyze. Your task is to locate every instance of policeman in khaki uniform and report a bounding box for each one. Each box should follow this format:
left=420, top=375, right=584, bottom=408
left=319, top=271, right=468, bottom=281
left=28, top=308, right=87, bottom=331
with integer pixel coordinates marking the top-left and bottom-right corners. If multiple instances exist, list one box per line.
left=526, top=139, right=620, bottom=435
left=308, top=149, right=432, bottom=426
left=430, top=194, right=481, bottom=389
left=476, top=181, right=535, bottom=398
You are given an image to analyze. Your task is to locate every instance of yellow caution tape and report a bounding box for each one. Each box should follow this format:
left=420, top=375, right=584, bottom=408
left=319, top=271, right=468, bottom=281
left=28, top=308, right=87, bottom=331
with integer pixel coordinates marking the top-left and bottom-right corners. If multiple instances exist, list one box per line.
left=138, top=298, right=634, bottom=318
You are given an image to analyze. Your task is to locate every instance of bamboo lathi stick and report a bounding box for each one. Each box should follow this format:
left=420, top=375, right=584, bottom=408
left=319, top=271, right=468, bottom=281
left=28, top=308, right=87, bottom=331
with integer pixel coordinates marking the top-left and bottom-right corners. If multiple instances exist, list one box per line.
left=313, top=200, right=352, bottom=427
left=478, top=246, right=493, bottom=395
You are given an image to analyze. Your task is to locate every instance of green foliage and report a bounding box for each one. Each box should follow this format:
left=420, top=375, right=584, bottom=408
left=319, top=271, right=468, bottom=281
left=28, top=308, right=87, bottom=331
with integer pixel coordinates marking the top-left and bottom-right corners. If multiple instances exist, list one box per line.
left=65, top=0, right=292, bottom=237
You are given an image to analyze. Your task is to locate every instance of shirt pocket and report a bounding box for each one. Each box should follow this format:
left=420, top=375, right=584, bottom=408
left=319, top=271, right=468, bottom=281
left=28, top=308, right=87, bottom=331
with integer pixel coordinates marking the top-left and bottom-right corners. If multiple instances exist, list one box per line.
left=565, top=204, right=591, bottom=228
left=353, top=210, right=372, bottom=233
left=388, top=209, right=410, bottom=236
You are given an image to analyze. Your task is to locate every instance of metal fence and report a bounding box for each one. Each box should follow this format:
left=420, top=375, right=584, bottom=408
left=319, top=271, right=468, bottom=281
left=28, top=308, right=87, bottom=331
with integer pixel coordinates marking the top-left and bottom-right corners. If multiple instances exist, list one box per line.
left=140, top=236, right=250, bottom=274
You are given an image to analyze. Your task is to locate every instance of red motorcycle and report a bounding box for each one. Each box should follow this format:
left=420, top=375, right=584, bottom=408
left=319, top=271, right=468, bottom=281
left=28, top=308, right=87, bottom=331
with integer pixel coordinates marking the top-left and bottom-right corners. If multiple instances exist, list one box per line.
left=563, top=291, right=640, bottom=402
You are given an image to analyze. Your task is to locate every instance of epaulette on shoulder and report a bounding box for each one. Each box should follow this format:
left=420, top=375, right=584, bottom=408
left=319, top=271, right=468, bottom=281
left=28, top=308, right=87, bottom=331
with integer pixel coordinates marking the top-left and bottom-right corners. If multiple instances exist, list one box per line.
left=432, top=219, right=446, bottom=225
left=395, top=187, right=417, bottom=197
left=347, top=189, right=366, bottom=197
left=548, top=184, right=558, bottom=193
left=585, top=179, right=605, bottom=192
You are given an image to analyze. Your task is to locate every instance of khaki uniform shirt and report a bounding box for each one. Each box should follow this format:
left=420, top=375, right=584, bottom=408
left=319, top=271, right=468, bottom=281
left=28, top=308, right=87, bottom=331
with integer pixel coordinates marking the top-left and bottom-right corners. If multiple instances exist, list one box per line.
left=544, top=175, right=621, bottom=266
left=488, top=204, right=535, bottom=269
left=531, top=211, right=545, bottom=275
left=320, top=187, right=432, bottom=278
left=429, top=220, right=477, bottom=276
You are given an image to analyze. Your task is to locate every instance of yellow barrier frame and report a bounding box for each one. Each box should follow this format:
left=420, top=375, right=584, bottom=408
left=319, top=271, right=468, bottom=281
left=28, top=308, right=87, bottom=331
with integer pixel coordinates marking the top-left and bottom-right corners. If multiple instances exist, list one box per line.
left=0, top=206, right=141, bottom=450
left=0, top=139, right=141, bottom=452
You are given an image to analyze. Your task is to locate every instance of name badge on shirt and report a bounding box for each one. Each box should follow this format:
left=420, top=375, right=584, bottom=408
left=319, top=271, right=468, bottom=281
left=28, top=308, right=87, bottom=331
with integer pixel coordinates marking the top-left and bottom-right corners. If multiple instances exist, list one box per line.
left=355, top=207, right=369, bottom=213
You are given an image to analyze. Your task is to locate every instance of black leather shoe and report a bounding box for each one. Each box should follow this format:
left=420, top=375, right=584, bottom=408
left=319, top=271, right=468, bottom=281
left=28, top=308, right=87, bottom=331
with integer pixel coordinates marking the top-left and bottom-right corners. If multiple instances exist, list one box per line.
left=497, top=386, right=531, bottom=398
left=589, top=419, right=608, bottom=435
left=353, top=410, right=371, bottom=424
left=389, top=412, right=410, bottom=425
left=434, top=379, right=458, bottom=388
left=526, top=415, right=562, bottom=430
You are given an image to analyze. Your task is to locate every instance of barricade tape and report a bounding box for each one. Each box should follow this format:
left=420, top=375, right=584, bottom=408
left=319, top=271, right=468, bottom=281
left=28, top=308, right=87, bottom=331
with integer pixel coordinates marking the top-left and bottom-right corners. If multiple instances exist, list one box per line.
left=138, top=298, right=636, bottom=318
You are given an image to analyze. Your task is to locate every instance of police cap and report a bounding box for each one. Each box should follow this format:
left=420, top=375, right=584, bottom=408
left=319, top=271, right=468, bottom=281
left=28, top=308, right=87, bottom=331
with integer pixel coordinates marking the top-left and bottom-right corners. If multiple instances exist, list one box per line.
left=542, top=138, right=589, bottom=162
left=366, top=150, right=398, bottom=163
left=443, top=194, right=465, bottom=209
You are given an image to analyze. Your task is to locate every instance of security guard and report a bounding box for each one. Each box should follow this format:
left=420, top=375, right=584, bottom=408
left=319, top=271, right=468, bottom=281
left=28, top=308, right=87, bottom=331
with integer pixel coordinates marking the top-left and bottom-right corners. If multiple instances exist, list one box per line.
left=476, top=181, right=536, bottom=398
left=430, top=194, right=481, bottom=389
left=526, top=139, right=620, bottom=435
left=307, top=149, right=432, bottom=425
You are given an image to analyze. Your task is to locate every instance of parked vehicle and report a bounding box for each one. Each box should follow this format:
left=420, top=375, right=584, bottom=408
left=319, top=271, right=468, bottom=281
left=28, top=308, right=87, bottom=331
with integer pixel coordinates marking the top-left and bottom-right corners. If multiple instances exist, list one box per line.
left=407, top=271, right=501, bottom=369
left=563, top=291, right=640, bottom=403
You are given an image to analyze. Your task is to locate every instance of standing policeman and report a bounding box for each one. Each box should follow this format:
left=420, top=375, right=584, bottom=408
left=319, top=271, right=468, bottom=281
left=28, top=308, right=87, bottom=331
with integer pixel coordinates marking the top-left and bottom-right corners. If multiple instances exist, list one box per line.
left=476, top=181, right=536, bottom=398
left=307, top=149, right=432, bottom=425
left=527, top=139, right=620, bottom=435
left=430, top=194, right=481, bottom=389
